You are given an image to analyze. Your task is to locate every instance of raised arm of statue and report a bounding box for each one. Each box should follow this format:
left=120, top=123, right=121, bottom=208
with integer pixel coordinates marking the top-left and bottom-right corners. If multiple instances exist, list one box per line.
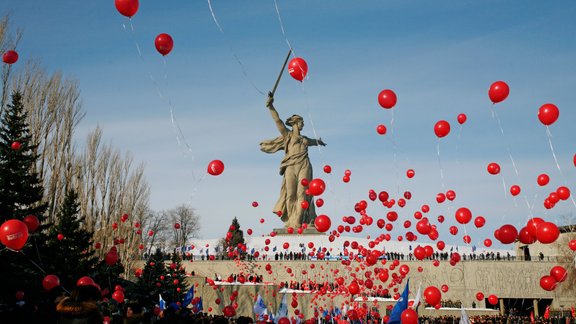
left=266, top=92, right=288, bottom=136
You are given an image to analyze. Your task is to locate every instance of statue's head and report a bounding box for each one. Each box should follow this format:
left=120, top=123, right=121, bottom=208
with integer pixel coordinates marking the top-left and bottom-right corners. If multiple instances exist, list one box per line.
left=285, top=114, right=304, bottom=128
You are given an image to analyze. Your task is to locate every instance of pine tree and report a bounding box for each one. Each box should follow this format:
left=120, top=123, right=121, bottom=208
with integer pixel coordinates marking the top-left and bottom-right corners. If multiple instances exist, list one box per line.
left=164, top=253, right=190, bottom=305
left=0, top=92, right=49, bottom=302
left=221, top=217, right=246, bottom=260
left=131, top=248, right=169, bottom=308
left=0, top=91, right=46, bottom=222
left=43, top=189, right=99, bottom=289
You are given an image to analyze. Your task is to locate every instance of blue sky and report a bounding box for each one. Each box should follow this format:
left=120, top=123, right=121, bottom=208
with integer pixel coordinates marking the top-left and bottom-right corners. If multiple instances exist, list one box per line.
left=2, top=1, right=575, bottom=246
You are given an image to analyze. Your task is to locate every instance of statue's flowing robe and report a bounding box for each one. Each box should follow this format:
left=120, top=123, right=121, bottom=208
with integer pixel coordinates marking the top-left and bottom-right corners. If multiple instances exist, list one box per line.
left=260, top=132, right=317, bottom=227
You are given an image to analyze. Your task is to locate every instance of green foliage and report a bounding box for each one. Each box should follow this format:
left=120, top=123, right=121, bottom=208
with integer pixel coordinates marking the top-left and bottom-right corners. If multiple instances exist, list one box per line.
left=220, top=217, right=246, bottom=260
left=0, top=92, right=48, bottom=303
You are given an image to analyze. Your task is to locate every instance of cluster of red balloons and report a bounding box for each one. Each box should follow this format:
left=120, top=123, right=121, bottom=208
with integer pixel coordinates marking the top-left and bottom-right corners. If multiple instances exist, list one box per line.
left=540, top=265, right=566, bottom=291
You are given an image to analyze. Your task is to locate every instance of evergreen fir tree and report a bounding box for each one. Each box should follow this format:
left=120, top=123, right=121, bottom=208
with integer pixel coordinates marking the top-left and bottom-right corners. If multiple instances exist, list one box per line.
left=0, top=92, right=49, bottom=303
left=221, top=217, right=246, bottom=260
left=131, top=248, right=169, bottom=308
left=0, top=91, right=47, bottom=222
left=164, top=252, right=190, bottom=305
left=44, top=189, right=99, bottom=289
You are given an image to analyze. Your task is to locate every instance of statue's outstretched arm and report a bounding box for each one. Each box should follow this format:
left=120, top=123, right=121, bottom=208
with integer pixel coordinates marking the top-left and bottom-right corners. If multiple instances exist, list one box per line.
left=307, top=137, right=327, bottom=147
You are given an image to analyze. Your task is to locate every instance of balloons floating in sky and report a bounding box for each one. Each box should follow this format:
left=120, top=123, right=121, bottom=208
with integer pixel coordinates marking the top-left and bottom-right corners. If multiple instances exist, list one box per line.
left=378, top=89, right=397, bottom=109
left=457, top=113, right=467, bottom=124
left=2, top=50, right=18, bottom=64
left=488, top=81, right=510, bottom=103
left=288, top=57, right=308, bottom=82
left=538, top=103, right=559, bottom=126
left=207, top=160, right=225, bottom=176
left=434, top=120, right=451, bottom=138
left=115, top=0, right=139, bottom=18
left=155, top=33, right=174, bottom=56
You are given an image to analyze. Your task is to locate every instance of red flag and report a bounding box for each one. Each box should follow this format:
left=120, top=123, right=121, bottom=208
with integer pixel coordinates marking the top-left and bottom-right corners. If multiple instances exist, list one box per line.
left=571, top=305, right=575, bottom=318
left=544, top=305, right=550, bottom=320
left=530, top=311, right=535, bottom=323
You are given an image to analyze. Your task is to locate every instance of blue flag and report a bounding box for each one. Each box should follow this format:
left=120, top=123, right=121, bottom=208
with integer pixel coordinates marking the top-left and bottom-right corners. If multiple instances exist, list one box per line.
left=197, top=297, right=203, bottom=312
left=388, top=279, right=409, bottom=324
left=182, top=286, right=194, bottom=308
left=159, top=294, right=166, bottom=310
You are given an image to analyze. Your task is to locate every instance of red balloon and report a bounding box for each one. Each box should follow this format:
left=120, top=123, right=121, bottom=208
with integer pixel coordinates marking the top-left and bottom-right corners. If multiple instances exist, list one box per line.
left=474, top=216, right=486, bottom=228
left=376, top=124, right=387, bottom=135
left=406, top=169, right=415, bottom=178
left=348, top=281, right=360, bottom=295
left=475, top=292, right=484, bottom=301
left=278, top=318, right=290, bottom=324
left=288, top=57, right=308, bottom=82
left=207, top=159, right=224, bottom=176
left=457, top=113, right=467, bottom=124
left=484, top=238, right=492, bottom=247
left=537, top=174, right=550, bottom=186
left=569, top=239, right=576, bottom=251
left=115, top=0, right=139, bottom=18
left=538, top=103, right=559, bottom=126
left=23, top=215, right=40, bottom=232
left=0, top=219, right=29, bottom=251
left=518, top=227, right=536, bottom=245
left=536, top=222, right=560, bottom=244
left=11, top=141, right=21, bottom=150
left=323, top=165, right=332, bottom=174
left=77, top=276, right=95, bottom=287
left=42, top=274, right=60, bottom=291
left=526, top=217, right=544, bottom=237
left=488, top=81, right=509, bottom=103
left=314, top=215, right=331, bottom=233
left=308, top=178, right=326, bottom=196
left=539, top=275, right=557, bottom=291
left=377, top=89, right=397, bottom=109
left=2, top=50, right=18, bottom=64
left=556, top=186, right=571, bottom=200
left=400, top=309, right=418, bottom=324
left=497, top=224, right=518, bottom=244
left=487, top=162, right=500, bottom=175
left=510, top=185, right=521, bottom=196
left=441, top=284, right=449, bottom=293
left=424, top=286, right=442, bottom=306
left=155, top=33, right=174, bottom=56
left=487, top=294, right=498, bottom=306
left=434, top=120, right=451, bottom=138
left=455, top=207, right=472, bottom=225
left=413, top=246, right=426, bottom=260
left=112, top=290, right=124, bottom=303
left=549, top=266, right=567, bottom=282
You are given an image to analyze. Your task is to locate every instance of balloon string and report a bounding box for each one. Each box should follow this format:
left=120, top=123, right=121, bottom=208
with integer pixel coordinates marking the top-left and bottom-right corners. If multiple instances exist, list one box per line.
left=273, top=0, right=295, bottom=52
left=389, top=109, right=400, bottom=195
left=491, top=108, right=519, bottom=177
left=206, top=0, right=265, bottom=95
left=436, top=141, right=445, bottom=190
left=546, top=127, right=576, bottom=209
left=455, top=124, right=463, bottom=166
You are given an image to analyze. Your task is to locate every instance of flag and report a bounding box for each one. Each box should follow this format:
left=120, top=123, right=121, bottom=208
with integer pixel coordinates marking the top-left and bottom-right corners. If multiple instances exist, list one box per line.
left=159, top=294, right=166, bottom=310
left=197, top=297, right=203, bottom=312
left=459, top=306, right=470, bottom=324
left=254, top=293, right=268, bottom=319
left=388, top=279, right=410, bottom=324
left=276, top=293, right=288, bottom=322
left=544, top=305, right=550, bottom=320
left=182, top=286, right=194, bottom=308
left=412, top=282, right=422, bottom=311
left=530, top=311, right=535, bottom=323
left=571, top=305, right=575, bottom=318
